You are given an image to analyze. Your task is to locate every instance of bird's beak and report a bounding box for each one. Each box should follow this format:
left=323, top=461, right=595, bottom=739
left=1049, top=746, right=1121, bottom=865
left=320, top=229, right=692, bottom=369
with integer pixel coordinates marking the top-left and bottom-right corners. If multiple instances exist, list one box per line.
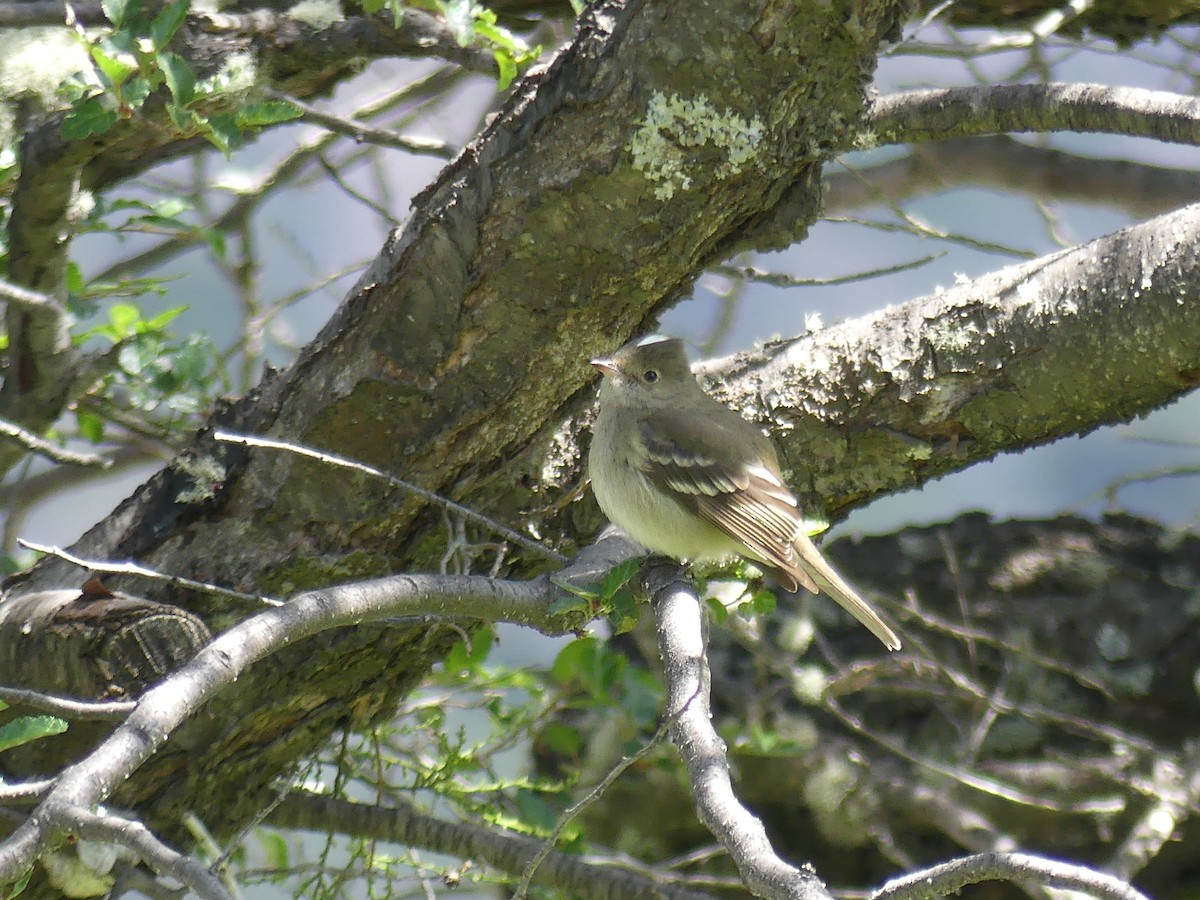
left=590, top=357, right=618, bottom=377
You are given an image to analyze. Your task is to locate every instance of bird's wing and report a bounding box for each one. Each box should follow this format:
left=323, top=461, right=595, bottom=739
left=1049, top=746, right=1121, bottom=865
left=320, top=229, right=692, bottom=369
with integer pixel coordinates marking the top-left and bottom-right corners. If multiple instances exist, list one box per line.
left=633, top=414, right=819, bottom=594
left=634, top=412, right=901, bottom=651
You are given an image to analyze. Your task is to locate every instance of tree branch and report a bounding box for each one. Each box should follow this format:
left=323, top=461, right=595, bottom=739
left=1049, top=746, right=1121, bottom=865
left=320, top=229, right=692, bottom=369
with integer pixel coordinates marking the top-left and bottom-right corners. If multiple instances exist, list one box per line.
left=0, top=419, right=108, bottom=468
left=824, top=136, right=1200, bottom=220
left=868, top=84, right=1200, bottom=148
left=703, top=200, right=1200, bottom=518
left=873, top=851, right=1150, bottom=900
left=270, top=791, right=718, bottom=900
left=648, top=563, right=836, bottom=900
left=0, top=545, right=629, bottom=886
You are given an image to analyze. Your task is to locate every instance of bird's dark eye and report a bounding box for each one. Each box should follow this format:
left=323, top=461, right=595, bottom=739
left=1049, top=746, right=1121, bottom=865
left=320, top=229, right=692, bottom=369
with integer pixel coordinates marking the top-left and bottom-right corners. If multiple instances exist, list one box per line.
left=642, top=370, right=659, bottom=383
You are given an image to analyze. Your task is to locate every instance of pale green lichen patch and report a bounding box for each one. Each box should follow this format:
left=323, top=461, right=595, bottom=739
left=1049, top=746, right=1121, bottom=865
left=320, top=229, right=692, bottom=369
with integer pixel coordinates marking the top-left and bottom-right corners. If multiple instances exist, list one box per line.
left=175, top=454, right=228, bottom=503
left=629, top=90, right=764, bottom=201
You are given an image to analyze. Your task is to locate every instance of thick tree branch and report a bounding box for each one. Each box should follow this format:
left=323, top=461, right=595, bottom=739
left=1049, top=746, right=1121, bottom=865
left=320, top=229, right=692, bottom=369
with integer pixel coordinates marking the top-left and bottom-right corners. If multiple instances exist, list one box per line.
left=704, top=200, right=1200, bottom=518
left=868, top=84, right=1200, bottom=148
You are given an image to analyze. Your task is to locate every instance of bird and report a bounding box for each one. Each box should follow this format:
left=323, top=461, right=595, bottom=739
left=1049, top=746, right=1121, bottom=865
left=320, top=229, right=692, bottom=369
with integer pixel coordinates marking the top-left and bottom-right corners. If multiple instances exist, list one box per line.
left=588, top=333, right=900, bottom=651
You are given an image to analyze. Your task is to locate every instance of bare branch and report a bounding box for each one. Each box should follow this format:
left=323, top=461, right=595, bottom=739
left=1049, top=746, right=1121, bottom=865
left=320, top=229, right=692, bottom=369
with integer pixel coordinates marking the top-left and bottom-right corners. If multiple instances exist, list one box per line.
left=0, top=779, right=54, bottom=803
left=873, top=851, right=1150, bottom=900
left=0, top=685, right=134, bottom=721
left=869, top=83, right=1200, bottom=148
left=0, top=418, right=109, bottom=468
left=271, top=790, right=717, bottom=900
left=18, top=540, right=284, bottom=608
left=0, top=278, right=64, bottom=315
left=264, top=89, right=457, bottom=157
left=647, top=562, right=836, bottom=900
left=68, top=809, right=231, bottom=900
left=825, top=136, right=1200, bottom=220
left=215, top=432, right=567, bottom=564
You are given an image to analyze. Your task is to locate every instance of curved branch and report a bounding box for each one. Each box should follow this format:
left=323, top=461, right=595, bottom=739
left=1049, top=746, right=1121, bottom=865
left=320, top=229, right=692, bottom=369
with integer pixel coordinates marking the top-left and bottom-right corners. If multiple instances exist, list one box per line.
left=868, top=84, right=1200, bottom=148
left=873, top=851, right=1150, bottom=900
left=0, top=540, right=634, bottom=885
left=648, top=563, right=835, bottom=900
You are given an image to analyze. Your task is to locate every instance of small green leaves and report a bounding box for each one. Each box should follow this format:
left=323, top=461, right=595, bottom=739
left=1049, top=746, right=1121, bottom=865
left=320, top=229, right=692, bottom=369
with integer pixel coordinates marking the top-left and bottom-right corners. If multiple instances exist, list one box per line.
left=442, top=627, right=494, bottom=677
left=551, top=558, right=644, bottom=634
left=90, top=34, right=139, bottom=88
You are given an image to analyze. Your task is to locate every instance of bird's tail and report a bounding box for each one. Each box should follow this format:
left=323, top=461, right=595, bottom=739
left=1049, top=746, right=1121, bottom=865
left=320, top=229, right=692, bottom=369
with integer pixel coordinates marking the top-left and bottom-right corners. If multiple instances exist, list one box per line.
left=791, top=533, right=901, bottom=651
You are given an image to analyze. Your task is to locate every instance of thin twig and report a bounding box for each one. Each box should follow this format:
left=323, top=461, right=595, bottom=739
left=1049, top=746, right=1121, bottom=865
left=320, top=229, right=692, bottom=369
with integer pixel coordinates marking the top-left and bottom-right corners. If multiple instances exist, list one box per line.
left=214, top=431, right=567, bottom=564
left=0, top=418, right=109, bottom=468
left=0, top=685, right=135, bottom=721
left=873, top=850, right=1149, bottom=900
left=265, top=89, right=456, bottom=157
left=17, top=540, right=284, bottom=607
left=513, top=720, right=672, bottom=900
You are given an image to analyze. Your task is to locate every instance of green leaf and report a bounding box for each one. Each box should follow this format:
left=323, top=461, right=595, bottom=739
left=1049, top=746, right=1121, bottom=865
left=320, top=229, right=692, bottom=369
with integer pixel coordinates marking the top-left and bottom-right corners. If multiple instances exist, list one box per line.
left=76, top=410, right=106, bottom=444
left=359, top=0, right=384, bottom=11
left=61, top=99, right=119, bottom=140
left=599, top=558, right=641, bottom=601
left=706, top=595, right=729, bottom=624
left=547, top=590, right=589, bottom=617
left=143, top=305, right=186, bottom=331
left=0, top=715, right=68, bottom=753
left=151, top=0, right=190, bottom=48
left=202, top=113, right=242, bottom=156
left=537, top=721, right=582, bottom=757
left=234, top=101, right=303, bottom=128
left=65, top=261, right=85, bottom=297
left=202, top=227, right=227, bottom=259
left=438, top=0, right=476, bottom=46
left=257, top=830, right=290, bottom=869
left=750, top=590, right=776, bottom=616
left=6, top=866, right=32, bottom=898
left=91, top=35, right=139, bottom=88
left=605, top=586, right=640, bottom=635
left=166, top=102, right=201, bottom=132
left=101, top=0, right=133, bottom=27
left=108, top=302, right=142, bottom=337
left=493, top=49, right=516, bottom=91
left=442, top=627, right=494, bottom=676
left=157, top=50, right=195, bottom=106
left=122, top=74, right=152, bottom=110
left=548, top=574, right=597, bottom=602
